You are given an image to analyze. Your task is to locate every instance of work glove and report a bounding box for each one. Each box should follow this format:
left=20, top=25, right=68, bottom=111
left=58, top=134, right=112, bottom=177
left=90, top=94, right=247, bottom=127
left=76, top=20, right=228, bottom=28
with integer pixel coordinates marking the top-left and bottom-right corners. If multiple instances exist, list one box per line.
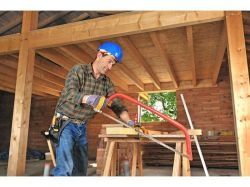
left=127, top=119, right=136, bottom=127
left=85, top=95, right=107, bottom=110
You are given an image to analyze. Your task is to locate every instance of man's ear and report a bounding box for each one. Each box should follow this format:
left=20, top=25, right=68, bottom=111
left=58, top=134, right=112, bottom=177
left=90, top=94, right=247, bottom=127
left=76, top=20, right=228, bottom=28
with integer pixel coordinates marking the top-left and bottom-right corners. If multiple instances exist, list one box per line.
left=97, top=51, right=103, bottom=59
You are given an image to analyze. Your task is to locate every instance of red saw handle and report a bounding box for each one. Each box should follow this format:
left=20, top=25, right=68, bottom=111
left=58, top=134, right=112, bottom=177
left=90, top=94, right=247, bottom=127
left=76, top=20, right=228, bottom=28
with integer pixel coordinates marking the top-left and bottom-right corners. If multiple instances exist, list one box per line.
left=107, top=93, right=193, bottom=160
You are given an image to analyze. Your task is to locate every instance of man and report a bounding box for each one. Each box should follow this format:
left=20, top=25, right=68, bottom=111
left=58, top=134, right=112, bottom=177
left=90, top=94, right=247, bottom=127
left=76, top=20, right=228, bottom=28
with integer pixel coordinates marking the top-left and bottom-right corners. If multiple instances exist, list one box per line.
left=51, top=41, right=135, bottom=176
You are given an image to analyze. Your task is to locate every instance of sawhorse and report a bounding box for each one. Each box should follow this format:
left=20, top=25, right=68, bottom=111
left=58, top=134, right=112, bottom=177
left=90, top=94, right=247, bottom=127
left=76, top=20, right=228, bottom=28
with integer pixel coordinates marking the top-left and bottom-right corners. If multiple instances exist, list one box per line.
left=100, top=129, right=201, bottom=176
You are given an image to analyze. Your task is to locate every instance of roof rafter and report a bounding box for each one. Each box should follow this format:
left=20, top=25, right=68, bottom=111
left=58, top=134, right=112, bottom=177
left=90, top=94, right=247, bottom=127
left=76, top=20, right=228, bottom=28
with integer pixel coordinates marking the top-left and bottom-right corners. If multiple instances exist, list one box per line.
left=150, top=32, right=178, bottom=88
left=186, top=26, right=197, bottom=86
left=118, top=36, right=161, bottom=90
left=37, top=48, right=75, bottom=70
left=58, top=44, right=93, bottom=64
left=212, top=23, right=227, bottom=85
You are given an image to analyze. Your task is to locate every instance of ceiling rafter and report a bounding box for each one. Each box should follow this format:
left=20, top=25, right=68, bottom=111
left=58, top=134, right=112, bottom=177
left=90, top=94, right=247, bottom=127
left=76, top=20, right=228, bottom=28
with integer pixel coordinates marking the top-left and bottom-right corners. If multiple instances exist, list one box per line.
left=38, top=11, right=71, bottom=28
left=0, top=13, right=22, bottom=35
left=212, top=24, right=227, bottom=85
left=186, top=26, right=197, bottom=86
left=37, top=48, right=76, bottom=70
left=69, top=12, right=89, bottom=22
left=0, top=63, right=60, bottom=97
left=150, top=32, right=178, bottom=88
left=0, top=57, right=64, bottom=91
left=118, top=36, right=161, bottom=90
left=58, top=44, right=93, bottom=64
left=10, top=53, right=68, bottom=80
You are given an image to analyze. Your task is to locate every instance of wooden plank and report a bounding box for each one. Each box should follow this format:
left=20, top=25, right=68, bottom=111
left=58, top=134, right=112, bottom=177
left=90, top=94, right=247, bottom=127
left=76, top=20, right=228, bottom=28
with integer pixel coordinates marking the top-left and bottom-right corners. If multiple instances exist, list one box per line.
left=182, top=142, right=191, bottom=176
left=137, top=144, right=143, bottom=176
left=118, top=36, right=161, bottom=90
left=0, top=34, right=21, bottom=55
left=106, top=127, right=138, bottom=135
left=7, top=11, right=38, bottom=176
left=172, top=142, right=182, bottom=176
left=102, top=141, right=115, bottom=176
left=150, top=32, right=178, bottom=88
left=186, top=26, right=197, bottom=86
left=131, top=143, right=138, bottom=176
left=212, top=23, right=227, bottom=85
left=225, top=11, right=250, bottom=176
left=27, top=11, right=225, bottom=49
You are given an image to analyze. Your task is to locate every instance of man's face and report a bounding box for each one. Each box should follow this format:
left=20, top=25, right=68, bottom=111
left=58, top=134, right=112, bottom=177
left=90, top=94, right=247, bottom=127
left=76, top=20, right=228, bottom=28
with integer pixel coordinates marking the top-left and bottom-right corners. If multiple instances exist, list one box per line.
left=97, top=52, right=117, bottom=74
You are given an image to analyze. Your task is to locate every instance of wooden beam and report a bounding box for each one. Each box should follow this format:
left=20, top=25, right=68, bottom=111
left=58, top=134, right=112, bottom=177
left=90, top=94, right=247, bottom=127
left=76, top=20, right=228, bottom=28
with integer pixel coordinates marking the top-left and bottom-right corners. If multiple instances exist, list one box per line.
left=118, top=36, right=161, bottom=90
left=150, top=32, right=178, bottom=88
left=186, top=26, right=197, bottom=86
left=58, top=44, right=93, bottom=64
left=7, top=11, right=38, bottom=176
left=37, top=48, right=76, bottom=70
left=0, top=34, right=21, bottom=55
left=225, top=11, right=250, bottom=176
left=27, top=11, right=225, bottom=49
left=128, top=79, right=216, bottom=93
left=212, top=23, right=227, bottom=85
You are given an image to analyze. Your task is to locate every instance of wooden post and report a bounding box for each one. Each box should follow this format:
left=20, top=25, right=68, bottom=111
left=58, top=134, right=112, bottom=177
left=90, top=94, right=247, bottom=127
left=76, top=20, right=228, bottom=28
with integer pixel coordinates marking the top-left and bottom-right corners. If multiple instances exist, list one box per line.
left=225, top=11, right=250, bottom=176
left=7, top=11, right=38, bottom=176
left=182, top=142, right=191, bottom=176
left=172, top=142, right=182, bottom=176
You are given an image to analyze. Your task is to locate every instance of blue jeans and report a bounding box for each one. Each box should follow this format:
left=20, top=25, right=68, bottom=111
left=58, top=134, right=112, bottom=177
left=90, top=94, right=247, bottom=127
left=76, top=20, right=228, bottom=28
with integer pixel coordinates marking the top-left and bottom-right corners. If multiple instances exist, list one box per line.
left=51, top=121, right=88, bottom=176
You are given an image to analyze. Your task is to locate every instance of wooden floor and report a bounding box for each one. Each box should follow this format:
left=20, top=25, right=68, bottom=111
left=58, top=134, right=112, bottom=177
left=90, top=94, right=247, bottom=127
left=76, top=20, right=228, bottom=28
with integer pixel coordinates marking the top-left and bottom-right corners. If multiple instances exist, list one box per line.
left=0, top=160, right=239, bottom=176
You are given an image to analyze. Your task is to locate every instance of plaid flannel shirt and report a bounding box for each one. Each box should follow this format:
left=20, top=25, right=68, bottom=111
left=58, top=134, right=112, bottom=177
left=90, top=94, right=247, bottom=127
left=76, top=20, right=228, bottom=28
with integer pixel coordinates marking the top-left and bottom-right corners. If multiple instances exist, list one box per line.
left=55, top=63, right=127, bottom=122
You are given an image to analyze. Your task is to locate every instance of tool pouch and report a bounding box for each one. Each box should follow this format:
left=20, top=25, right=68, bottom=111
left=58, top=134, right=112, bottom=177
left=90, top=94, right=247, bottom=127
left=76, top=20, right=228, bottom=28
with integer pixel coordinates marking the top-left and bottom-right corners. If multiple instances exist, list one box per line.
left=48, top=115, right=64, bottom=143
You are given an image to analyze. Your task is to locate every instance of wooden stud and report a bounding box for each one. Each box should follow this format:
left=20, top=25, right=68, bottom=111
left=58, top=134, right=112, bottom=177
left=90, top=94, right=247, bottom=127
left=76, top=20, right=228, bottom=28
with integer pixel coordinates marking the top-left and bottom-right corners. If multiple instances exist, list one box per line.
left=131, top=143, right=138, bottom=176
left=7, top=11, right=38, bottom=176
left=225, top=11, right=250, bottom=176
left=172, top=142, right=182, bottom=176
left=182, top=142, right=191, bottom=176
left=102, top=141, right=115, bottom=176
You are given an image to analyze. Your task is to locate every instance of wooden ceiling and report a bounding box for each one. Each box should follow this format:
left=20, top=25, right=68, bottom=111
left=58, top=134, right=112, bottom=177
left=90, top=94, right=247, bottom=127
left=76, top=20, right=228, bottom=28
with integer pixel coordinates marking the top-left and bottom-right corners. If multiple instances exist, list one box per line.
left=0, top=11, right=249, bottom=97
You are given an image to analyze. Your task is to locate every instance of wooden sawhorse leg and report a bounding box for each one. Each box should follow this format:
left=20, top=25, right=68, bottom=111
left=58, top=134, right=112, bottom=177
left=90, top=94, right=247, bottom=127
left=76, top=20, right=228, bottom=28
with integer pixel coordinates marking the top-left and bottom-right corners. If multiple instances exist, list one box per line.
left=102, top=141, right=116, bottom=176
left=172, top=142, right=191, bottom=176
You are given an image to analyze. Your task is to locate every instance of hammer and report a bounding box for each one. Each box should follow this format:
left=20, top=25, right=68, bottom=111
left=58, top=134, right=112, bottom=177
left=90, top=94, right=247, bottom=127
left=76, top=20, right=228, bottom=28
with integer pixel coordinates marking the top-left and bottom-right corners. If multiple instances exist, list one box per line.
left=41, top=131, right=56, bottom=167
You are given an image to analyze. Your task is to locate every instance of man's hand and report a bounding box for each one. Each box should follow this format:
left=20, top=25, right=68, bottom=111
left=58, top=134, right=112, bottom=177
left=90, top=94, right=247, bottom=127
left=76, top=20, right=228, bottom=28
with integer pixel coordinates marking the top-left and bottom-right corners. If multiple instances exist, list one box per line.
left=83, top=95, right=107, bottom=110
left=127, top=120, right=135, bottom=127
